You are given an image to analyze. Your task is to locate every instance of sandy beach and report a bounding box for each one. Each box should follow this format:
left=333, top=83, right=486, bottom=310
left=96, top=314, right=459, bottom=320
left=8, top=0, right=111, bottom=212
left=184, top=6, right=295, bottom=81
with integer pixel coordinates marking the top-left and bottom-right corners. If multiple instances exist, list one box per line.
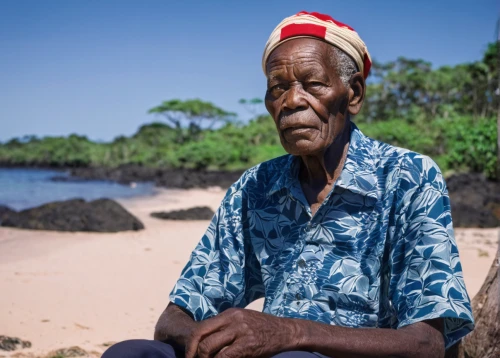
left=0, top=188, right=498, bottom=357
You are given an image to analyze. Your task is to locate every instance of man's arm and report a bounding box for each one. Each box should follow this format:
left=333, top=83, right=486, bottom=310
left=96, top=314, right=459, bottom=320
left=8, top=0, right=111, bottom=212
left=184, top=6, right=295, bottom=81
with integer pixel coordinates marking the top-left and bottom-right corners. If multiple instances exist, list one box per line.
left=292, top=313, right=444, bottom=358
left=154, top=303, right=198, bottom=351
left=184, top=308, right=445, bottom=358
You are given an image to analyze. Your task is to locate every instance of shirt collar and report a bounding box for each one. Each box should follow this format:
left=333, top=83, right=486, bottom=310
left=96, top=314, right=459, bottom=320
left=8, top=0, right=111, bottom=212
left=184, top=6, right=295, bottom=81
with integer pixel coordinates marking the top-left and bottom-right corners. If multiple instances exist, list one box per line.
left=267, top=122, right=379, bottom=200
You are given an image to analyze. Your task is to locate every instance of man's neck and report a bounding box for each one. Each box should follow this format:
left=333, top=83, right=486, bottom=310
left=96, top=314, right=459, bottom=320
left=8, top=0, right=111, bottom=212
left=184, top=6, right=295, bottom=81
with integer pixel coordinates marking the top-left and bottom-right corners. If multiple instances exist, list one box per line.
left=299, top=124, right=351, bottom=191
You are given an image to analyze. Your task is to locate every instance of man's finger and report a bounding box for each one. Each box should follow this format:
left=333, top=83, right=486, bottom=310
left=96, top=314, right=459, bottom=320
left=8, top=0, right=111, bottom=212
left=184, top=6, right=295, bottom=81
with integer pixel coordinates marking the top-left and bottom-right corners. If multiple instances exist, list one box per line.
left=197, top=329, right=236, bottom=358
left=185, top=315, right=231, bottom=358
left=214, top=343, right=242, bottom=358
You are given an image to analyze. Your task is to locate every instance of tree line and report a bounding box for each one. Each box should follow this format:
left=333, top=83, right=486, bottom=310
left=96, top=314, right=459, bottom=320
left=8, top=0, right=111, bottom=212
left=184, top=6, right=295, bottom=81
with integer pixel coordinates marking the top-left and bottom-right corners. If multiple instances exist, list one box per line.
left=0, top=43, right=497, bottom=179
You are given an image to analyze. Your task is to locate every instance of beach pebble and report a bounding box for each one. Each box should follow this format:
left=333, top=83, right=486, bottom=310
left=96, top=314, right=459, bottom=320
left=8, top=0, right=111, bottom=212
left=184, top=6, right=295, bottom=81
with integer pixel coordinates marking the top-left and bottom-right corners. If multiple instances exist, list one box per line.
left=0, top=335, right=31, bottom=351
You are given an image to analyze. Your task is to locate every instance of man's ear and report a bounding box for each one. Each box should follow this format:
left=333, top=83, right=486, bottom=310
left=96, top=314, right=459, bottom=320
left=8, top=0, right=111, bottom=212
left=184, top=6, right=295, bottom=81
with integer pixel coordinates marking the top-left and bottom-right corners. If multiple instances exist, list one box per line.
left=347, top=72, right=365, bottom=116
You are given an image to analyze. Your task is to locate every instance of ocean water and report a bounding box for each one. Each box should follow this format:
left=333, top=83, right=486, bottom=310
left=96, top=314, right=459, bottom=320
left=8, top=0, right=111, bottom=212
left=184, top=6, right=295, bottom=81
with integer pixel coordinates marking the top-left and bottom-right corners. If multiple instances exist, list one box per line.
left=0, top=168, right=156, bottom=211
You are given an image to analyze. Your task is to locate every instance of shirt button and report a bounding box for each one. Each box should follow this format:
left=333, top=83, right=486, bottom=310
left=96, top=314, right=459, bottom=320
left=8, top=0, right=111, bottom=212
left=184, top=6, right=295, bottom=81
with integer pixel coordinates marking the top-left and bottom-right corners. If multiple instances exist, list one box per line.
left=297, top=259, right=306, bottom=268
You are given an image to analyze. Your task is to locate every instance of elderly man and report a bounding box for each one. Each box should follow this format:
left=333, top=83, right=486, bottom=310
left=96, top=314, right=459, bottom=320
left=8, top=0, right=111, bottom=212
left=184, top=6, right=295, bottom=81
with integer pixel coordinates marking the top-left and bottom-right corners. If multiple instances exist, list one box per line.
left=104, top=11, right=473, bottom=358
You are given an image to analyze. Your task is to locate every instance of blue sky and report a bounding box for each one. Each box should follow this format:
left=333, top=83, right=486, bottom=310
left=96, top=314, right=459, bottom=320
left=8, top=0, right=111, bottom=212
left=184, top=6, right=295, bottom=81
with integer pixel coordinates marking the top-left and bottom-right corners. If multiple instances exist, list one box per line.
left=0, top=0, right=498, bottom=142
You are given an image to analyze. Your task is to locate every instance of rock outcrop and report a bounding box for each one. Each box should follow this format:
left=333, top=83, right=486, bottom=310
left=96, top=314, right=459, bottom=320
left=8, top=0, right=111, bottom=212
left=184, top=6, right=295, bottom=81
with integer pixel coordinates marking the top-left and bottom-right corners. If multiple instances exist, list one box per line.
left=0, top=205, right=15, bottom=222
left=0, top=199, right=144, bottom=232
left=447, top=173, right=500, bottom=228
left=68, top=165, right=244, bottom=189
left=151, top=206, right=215, bottom=220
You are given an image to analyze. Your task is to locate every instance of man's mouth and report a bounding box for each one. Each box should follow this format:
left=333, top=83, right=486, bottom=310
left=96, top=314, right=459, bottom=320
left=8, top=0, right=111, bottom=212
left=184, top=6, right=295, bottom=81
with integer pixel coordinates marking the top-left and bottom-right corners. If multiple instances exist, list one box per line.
left=284, top=127, right=314, bottom=133
left=282, top=125, right=317, bottom=135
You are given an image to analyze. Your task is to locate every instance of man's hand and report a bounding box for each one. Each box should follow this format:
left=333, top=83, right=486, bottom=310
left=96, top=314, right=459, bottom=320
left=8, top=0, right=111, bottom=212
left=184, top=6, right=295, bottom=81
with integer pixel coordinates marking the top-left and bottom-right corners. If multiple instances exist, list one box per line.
left=158, top=303, right=445, bottom=358
left=185, top=308, right=298, bottom=358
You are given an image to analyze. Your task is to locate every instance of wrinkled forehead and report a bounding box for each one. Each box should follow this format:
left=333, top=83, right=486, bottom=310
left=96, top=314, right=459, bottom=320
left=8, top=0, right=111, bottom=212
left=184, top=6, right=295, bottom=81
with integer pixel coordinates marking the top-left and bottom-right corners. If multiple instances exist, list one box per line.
left=265, top=38, right=334, bottom=76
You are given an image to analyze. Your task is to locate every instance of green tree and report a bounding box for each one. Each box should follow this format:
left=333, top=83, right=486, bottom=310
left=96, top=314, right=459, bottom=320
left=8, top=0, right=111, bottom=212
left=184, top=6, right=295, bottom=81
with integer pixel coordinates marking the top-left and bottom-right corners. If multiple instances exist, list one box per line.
left=239, top=97, right=264, bottom=116
left=148, top=99, right=236, bottom=142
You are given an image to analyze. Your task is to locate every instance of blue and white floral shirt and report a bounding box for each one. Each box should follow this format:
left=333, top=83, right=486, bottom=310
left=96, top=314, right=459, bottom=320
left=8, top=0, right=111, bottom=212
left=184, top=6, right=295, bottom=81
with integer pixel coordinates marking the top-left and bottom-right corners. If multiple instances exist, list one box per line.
left=170, top=123, right=474, bottom=348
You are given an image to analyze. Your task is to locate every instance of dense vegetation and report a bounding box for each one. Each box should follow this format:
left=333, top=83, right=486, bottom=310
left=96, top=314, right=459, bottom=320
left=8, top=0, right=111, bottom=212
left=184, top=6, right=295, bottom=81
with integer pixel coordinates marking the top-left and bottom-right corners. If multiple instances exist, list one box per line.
left=0, top=43, right=497, bottom=178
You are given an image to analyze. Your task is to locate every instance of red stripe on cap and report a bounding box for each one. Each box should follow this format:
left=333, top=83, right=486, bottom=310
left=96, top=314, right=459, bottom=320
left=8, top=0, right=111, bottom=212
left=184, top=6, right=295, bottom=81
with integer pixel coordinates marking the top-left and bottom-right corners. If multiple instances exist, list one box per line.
left=296, top=11, right=354, bottom=31
left=363, top=53, right=371, bottom=79
left=280, top=23, right=327, bottom=41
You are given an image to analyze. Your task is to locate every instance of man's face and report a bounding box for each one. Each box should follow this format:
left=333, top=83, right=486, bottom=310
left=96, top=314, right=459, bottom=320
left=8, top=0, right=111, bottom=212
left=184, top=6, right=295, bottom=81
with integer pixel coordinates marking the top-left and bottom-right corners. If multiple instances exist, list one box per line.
left=264, top=38, right=353, bottom=156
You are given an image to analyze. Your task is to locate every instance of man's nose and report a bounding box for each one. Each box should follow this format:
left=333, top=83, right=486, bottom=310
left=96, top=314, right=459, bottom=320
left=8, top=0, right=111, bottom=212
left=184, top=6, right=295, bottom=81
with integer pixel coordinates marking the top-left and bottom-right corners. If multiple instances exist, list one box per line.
left=283, top=84, right=308, bottom=111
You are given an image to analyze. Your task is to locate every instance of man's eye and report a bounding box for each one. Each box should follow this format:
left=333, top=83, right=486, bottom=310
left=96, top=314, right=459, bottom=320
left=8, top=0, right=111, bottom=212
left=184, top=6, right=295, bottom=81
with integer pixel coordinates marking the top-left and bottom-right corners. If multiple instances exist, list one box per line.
left=269, top=84, right=286, bottom=96
left=307, top=82, right=324, bottom=89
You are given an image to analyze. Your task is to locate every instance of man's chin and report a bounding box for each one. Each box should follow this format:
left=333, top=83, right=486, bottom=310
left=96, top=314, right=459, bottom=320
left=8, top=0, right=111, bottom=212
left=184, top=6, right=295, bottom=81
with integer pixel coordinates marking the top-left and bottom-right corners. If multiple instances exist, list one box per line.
left=282, top=140, right=326, bottom=157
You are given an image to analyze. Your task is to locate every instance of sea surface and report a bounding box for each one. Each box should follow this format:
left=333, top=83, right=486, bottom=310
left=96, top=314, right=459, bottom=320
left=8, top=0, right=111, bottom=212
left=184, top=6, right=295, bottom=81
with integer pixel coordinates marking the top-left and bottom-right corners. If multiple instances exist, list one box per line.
left=0, top=168, right=156, bottom=211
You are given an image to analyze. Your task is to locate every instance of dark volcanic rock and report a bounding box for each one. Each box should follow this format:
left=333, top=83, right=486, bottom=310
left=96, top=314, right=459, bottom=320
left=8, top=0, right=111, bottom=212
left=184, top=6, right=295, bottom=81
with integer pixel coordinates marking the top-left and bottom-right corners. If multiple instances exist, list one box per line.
left=151, top=206, right=215, bottom=220
left=1, top=198, right=144, bottom=232
left=154, top=169, right=243, bottom=190
left=69, top=165, right=244, bottom=189
left=0, top=205, right=15, bottom=222
left=447, top=173, right=500, bottom=228
left=70, top=165, right=157, bottom=184
left=0, top=335, right=31, bottom=351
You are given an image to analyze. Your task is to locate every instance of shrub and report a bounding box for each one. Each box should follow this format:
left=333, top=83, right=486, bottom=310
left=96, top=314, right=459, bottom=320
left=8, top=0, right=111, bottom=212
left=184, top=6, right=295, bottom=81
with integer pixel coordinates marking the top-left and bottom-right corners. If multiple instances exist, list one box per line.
left=439, top=116, right=497, bottom=179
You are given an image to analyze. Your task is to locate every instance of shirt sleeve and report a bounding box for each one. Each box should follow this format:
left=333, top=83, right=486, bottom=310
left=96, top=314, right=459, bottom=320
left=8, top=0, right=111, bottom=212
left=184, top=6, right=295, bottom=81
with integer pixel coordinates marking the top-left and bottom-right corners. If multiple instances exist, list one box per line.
left=169, top=183, right=265, bottom=321
left=390, top=157, right=474, bottom=349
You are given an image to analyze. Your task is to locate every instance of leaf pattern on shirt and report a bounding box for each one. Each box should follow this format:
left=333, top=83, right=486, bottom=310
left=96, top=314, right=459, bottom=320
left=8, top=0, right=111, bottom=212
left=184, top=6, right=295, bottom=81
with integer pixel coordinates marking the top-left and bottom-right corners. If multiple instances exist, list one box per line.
left=170, top=123, right=474, bottom=349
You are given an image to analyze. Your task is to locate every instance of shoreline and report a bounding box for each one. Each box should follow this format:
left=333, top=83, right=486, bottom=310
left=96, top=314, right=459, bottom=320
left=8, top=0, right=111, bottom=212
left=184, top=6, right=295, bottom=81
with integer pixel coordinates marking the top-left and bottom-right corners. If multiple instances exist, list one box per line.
left=1, top=166, right=499, bottom=229
left=0, top=164, right=245, bottom=190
